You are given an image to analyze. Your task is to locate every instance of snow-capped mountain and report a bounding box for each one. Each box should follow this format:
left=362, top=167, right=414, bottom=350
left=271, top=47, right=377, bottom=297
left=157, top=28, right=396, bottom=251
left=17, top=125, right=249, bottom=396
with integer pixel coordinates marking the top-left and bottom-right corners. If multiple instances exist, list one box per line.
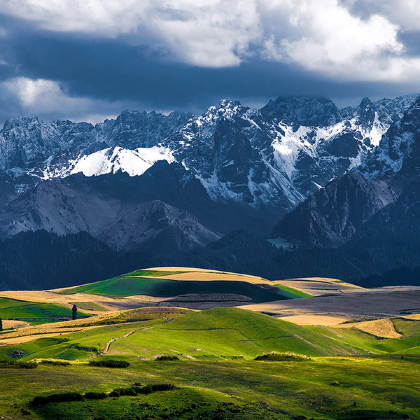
left=0, top=93, right=418, bottom=250
left=363, top=95, right=420, bottom=178
left=269, top=96, right=420, bottom=248
left=39, top=146, right=174, bottom=179
left=0, top=110, right=189, bottom=174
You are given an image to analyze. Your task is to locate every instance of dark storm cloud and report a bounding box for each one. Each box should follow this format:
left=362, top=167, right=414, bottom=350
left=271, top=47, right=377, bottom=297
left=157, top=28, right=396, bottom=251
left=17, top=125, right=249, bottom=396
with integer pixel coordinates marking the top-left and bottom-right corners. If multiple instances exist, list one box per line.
left=0, top=25, right=414, bottom=107
left=0, top=3, right=419, bottom=125
left=398, top=31, right=420, bottom=57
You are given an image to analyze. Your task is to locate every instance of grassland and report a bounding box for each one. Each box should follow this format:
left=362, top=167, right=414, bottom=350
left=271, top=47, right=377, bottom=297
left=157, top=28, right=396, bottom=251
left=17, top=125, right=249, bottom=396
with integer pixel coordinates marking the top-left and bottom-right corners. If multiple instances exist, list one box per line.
left=1, top=268, right=420, bottom=419
left=0, top=307, right=419, bottom=419
left=274, top=285, right=313, bottom=298
left=2, top=307, right=420, bottom=363
left=1, top=354, right=419, bottom=419
left=0, top=297, right=89, bottom=325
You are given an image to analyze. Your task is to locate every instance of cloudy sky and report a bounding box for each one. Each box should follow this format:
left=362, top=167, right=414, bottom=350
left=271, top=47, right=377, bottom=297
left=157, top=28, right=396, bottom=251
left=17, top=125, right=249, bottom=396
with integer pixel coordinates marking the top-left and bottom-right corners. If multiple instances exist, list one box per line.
left=0, top=0, right=420, bottom=124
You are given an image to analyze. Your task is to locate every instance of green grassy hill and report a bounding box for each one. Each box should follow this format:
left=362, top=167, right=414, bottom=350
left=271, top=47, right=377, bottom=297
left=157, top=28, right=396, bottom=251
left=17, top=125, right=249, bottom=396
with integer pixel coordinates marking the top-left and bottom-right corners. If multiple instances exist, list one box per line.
left=0, top=297, right=89, bottom=325
left=3, top=308, right=420, bottom=363
left=109, top=307, right=368, bottom=358
left=1, top=306, right=420, bottom=419
left=60, top=269, right=304, bottom=301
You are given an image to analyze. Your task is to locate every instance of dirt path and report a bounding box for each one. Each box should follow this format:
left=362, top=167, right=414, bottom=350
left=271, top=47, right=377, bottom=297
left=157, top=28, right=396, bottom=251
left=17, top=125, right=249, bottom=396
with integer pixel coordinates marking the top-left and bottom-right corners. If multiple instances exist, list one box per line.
left=104, top=329, right=137, bottom=353
left=88, top=329, right=137, bottom=360
left=89, top=318, right=175, bottom=360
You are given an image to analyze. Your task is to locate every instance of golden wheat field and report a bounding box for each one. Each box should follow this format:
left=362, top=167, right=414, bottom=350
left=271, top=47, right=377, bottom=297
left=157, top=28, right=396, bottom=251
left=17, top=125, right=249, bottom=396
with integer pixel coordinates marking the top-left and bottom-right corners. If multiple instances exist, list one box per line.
left=338, top=318, right=401, bottom=338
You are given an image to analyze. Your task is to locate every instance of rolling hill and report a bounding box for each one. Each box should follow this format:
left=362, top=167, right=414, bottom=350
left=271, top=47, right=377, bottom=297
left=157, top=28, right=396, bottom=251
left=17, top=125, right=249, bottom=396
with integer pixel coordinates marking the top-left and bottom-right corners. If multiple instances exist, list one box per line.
left=0, top=268, right=420, bottom=420
left=55, top=267, right=307, bottom=308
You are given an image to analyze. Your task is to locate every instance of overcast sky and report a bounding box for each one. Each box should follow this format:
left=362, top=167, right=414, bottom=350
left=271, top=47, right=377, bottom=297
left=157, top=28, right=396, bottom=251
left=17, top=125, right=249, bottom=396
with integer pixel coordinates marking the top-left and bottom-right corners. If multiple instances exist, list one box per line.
left=1, top=0, right=420, bottom=125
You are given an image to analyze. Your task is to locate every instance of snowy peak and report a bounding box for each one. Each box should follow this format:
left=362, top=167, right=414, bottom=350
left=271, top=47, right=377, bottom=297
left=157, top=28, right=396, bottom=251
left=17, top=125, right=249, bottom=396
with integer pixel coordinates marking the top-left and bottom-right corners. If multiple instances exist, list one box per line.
left=39, top=146, right=174, bottom=179
left=0, top=93, right=419, bottom=216
left=0, top=109, right=190, bottom=171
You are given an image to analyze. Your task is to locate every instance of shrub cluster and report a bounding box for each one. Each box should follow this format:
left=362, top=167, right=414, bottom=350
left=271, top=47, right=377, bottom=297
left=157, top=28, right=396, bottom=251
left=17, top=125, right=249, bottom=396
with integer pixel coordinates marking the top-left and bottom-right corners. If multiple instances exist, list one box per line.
left=31, top=383, right=176, bottom=406
left=109, top=383, right=176, bottom=397
left=51, top=338, right=70, bottom=344
left=0, top=360, right=37, bottom=369
left=89, top=360, right=130, bottom=368
left=10, top=350, right=24, bottom=359
left=84, top=392, right=108, bottom=400
left=70, top=344, right=99, bottom=353
left=31, top=392, right=84, bottom=406
left=254, top=352, right=311, bottom=362
left=154, top=355, right=179, bottom=361
left=40, top=360, right=70, bottom=366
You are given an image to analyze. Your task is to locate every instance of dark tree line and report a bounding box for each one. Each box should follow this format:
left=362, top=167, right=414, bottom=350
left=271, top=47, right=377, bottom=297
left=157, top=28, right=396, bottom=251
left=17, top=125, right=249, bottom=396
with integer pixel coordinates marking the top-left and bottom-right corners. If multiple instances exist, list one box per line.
left=0, top=229, right=419, bottom=291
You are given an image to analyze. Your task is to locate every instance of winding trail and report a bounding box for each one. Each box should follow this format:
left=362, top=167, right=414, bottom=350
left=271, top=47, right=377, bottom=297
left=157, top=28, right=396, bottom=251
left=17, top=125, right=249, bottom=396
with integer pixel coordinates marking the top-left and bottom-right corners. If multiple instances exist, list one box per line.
left=88, top=318, right=175, bottom=360
left=104, top=329, right=137, bottom=354
left=88, top=329, right=137, bottom=360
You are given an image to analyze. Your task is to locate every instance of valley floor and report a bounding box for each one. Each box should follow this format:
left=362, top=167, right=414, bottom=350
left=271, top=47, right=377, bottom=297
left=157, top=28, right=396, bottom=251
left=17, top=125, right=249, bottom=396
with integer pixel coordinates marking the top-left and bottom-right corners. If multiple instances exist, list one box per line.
left=0, top=356, right=419, bottom=420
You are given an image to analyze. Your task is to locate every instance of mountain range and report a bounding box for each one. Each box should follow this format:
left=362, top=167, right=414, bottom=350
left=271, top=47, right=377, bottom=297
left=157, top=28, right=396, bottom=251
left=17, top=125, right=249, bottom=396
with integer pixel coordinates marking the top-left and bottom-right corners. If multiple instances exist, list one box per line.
left=0, top=93, right=420, bottom=289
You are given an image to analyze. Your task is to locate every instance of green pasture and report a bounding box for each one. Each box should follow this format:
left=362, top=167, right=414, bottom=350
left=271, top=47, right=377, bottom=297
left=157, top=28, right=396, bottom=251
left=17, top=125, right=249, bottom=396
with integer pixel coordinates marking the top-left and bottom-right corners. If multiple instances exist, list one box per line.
left=0, top=356, right=419, bottom=420
left=0, top=308, right=420, bottom=419
left=274, top=284, right=313, bottom=298
left=3, top=308, right=420, bottom=364
left=0, top=297, right=89, bottom=325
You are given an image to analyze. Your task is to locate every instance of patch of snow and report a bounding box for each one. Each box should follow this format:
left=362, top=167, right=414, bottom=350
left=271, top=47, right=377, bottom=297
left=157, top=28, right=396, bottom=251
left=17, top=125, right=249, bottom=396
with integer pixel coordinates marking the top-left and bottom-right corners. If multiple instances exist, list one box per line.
left=40, top=146, right=174, bottom=179
left=369, top=113, right=387, bottom=147
left=312, top=181, right=323, bottom=189
left=72, top=146, right=174, bottom=177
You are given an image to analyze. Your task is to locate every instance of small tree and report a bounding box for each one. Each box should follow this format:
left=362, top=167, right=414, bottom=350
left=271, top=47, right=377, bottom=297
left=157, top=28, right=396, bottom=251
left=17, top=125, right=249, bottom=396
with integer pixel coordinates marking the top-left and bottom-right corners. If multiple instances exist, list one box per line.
left=72, top=305, right=77, bottom=320
left=0, top=318, right=2, bottom=331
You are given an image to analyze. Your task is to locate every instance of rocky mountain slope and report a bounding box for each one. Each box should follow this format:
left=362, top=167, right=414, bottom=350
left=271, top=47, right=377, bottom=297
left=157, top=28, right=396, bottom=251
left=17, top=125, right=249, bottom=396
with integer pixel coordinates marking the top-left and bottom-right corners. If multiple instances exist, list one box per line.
left=0, top=93, right=419, bottom=251
left=270, top=171, right=389, bottom=247
left=271, top=96, right=420, bottom=248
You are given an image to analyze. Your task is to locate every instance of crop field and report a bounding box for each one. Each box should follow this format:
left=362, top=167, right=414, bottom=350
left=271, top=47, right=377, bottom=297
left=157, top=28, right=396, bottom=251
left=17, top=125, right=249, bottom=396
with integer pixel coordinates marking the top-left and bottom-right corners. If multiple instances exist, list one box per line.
left=273, top=277, right=366, bottom=296
left=58, top=268, right=307, bottom=302
left=71, top=302, right=108, bottom=312
left=243, top=288, right=420, bottom=320
left=340, top=318, right=402, bottom=338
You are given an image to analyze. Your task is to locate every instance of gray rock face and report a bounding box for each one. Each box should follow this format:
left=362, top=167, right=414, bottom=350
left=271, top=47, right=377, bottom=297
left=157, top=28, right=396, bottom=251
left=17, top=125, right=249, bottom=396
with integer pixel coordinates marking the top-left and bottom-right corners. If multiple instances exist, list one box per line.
left=96, top=110, right=192, bottom=149
left=271, top=171, right=389, bottom=247
left=0, top=173, right=220, bottom=253
left=364, top=96, right=420, bottom=178
left=354, top=177, right=420, bottom=247
left=260, top=96, right=342, bottom=128
left=0, top=93, right=419, bottom=251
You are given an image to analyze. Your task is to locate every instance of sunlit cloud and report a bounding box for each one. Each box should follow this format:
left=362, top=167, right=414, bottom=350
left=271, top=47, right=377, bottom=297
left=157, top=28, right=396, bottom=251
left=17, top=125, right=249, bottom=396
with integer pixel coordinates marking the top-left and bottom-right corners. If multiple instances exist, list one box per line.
left=0, top=0, right=418, bottom=76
